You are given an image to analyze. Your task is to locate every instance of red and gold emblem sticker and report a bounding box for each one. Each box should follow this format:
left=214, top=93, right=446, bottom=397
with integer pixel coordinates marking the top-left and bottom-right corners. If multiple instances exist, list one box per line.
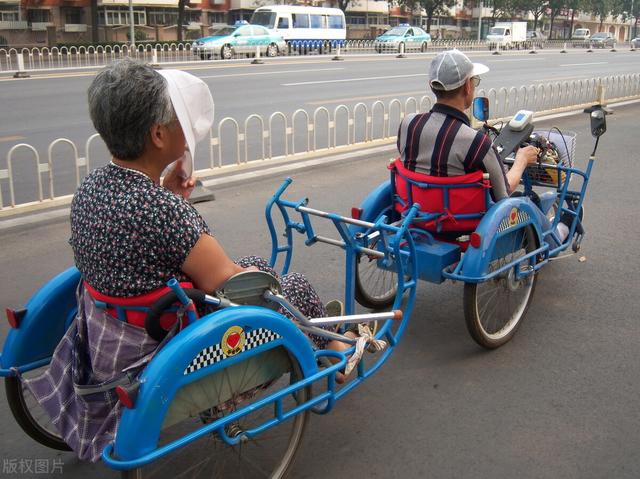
left=222, top=326, right=245, bottom=357
left=508, top=207, right=518, bottom=227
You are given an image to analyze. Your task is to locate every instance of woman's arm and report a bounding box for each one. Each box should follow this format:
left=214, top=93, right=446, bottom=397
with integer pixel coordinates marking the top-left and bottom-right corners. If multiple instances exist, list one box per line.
left=181, top=233, right=245, bottom=293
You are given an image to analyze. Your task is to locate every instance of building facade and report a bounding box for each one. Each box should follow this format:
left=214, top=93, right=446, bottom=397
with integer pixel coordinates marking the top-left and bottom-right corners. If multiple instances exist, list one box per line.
left=0, top=0, right=635, bottom=47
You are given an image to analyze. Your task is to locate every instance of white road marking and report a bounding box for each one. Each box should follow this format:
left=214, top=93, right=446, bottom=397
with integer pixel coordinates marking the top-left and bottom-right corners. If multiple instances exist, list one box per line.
left=283, top=73, right=427, bottom=86
left=559, top=62, right=609, bottom=67
left=199, top=67, right=344, bottom=80
left=489, top=57, right=548, bottom=62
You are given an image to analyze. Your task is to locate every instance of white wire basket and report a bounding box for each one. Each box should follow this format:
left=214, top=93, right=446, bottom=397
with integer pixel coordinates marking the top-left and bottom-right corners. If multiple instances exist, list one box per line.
left=527, top=129, right=577, bottom=187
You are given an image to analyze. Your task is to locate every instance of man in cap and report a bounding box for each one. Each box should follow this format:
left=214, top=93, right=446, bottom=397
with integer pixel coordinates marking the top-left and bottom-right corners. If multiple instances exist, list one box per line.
left=397, top=49, right=538, bottom=200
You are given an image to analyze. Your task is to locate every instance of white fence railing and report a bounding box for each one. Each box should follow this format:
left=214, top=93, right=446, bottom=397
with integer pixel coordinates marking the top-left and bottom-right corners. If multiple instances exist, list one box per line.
left=1, top=39, right=636, bottom=73
left=1, top=74, right=639, bottom=217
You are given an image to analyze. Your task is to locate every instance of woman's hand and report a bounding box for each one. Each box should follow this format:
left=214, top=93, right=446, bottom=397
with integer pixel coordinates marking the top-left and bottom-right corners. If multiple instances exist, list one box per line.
left=163, top=158, right=195, bottom=199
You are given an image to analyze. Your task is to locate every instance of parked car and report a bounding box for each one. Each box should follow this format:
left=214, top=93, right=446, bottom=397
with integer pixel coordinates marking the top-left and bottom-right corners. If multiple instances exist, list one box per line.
left=631, top=36, right=640, bottom=48
left=193, top=21, right=287, bottom=60
left=589, top=32, right=616, bottom=48
left=374, top=25, right=431, bottom=53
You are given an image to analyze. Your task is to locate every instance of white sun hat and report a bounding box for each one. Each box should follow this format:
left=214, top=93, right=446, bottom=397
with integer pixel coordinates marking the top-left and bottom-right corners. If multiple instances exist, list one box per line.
left=429, top=49, right=490, bottom=91
left=158, top=69, right=214, bottom=176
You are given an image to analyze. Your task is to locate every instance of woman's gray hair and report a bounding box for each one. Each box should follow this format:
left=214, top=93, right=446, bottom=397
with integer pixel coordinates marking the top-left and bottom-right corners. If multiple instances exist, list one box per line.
left=87, top=59, right=175, bottom=161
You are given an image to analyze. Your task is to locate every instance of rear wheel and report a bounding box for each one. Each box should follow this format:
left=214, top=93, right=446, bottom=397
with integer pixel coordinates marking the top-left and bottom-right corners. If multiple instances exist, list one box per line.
left=122, top=347, right=309, bottom=479
left=266, top=43, right=278, bottom=57
left=5, top=368, right=71, bottom=451
left=463, top=226, right=538, bottom=349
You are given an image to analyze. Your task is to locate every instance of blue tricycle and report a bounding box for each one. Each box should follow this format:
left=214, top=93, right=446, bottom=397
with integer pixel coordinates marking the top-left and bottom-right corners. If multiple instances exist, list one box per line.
left=1, top=181, right=422, bottom=478
left=352, top=100, right=609, bottom=349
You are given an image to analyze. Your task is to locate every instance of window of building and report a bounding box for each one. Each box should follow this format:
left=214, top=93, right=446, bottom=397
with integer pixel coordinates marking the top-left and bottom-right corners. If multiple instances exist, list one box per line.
left=292, top=13, right=309, bottom=28
left=27, top=9, right=51, bottom=23
left=346, top=14, right=365, bottom=25
left=103, top=8, right=146, bottom=26
left=208, top=11, right=226, bottom=25
left=63, top=8, right=82, bottom=24
left=0, top=9, right=19, bottom=22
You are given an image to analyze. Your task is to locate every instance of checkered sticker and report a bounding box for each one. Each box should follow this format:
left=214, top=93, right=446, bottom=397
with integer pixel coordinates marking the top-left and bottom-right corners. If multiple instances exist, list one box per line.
left=184, top=328, right=281, bottom=375
left=497, top=209, right=530, bottom=233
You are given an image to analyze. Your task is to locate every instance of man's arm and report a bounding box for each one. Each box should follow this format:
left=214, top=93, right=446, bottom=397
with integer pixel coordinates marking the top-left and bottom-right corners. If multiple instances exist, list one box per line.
left=481, top=145, right=539, bottom=199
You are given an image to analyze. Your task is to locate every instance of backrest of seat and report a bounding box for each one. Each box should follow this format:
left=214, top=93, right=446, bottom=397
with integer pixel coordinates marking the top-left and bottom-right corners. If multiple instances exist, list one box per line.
left=84, top=281, right=194, bottom=329
left=392, top=158, right=490, bottom=232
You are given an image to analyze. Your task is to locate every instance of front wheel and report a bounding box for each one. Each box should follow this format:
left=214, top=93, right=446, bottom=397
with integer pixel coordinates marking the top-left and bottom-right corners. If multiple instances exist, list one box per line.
left=463, top=226, right=538, bottom=349
left=420, top=41, right=428, bottom=52
left=355, top=252, right=397, bottom=310
left=221, top=44, right=233, bottom=60
left=121, top=347, right=309, bottom=479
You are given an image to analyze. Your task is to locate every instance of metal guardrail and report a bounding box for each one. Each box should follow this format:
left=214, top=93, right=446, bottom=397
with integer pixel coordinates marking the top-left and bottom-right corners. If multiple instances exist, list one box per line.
left=1, top=74, right=639, bottom=217
left=1, top=39, right=636, bottom=73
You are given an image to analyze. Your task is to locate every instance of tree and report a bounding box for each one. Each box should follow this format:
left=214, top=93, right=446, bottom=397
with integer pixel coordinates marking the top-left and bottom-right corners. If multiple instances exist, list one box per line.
left=587, top=0, right=617, bottom=31
left=566, top=0, right=588, bottom=38
left=90, top=0, right=98, bottom=43
left=527, top=1, right=549, bottom=31
left=177, top=0, right=188, bottom=42
left=419, top=0, right=457, bottom=32
left=547, top=0, right=564, bottom=39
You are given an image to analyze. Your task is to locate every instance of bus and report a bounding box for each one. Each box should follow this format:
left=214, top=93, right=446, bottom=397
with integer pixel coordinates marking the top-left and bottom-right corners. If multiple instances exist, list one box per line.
left=249, top=5, right=346, bottom=51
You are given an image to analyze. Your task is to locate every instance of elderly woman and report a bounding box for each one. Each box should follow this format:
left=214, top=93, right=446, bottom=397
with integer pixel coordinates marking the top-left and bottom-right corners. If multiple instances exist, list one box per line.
left=26, top=59, right=356, bottom=463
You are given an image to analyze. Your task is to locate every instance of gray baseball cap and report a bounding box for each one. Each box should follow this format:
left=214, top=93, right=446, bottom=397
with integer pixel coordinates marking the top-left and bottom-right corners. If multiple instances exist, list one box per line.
left=429, top=49, right=489, bottom=91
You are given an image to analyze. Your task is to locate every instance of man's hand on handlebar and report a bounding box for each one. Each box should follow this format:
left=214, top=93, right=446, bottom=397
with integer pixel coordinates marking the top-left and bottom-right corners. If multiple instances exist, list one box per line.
left=515, top=145, right=540, bottom=166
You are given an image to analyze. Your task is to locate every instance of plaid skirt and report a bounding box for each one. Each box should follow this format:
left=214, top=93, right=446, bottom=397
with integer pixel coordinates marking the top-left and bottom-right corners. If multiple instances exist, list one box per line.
left=22, top=256, right=328, bottom=462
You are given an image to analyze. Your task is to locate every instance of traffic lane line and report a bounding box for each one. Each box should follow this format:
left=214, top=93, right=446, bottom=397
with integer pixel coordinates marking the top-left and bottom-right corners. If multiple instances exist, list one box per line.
left=283, top=73, right=428, bottom=86
left=307, top=90, right=426, bottom=105
left=199, top=67, right=345, bottom=80
left=0, top=135, right=26, bottom=143
left=559, top=61, right=609, bottom=66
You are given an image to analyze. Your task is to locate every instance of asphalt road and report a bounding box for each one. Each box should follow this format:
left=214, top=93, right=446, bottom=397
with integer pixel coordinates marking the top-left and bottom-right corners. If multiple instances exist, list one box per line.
left=0, top=103, right=639, bottom=478
left=1, top=49, right=640, bottom=206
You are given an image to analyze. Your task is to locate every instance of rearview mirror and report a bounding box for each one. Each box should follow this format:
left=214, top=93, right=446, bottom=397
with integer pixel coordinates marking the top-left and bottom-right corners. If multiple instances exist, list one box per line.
left=472, top=97, right=489, bottom=122
left=583, top=104, right=610, bottom=138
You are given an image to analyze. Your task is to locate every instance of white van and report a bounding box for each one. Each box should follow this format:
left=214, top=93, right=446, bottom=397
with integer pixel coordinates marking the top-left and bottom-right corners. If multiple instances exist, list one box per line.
left=572, top=28, right=591, bottom=46
left=250, top=5, right=346, bottom=50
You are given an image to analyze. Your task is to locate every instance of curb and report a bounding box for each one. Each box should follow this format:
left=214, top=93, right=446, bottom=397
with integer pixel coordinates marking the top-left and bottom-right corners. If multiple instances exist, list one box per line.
left=0, top=142, right=397, bottom=232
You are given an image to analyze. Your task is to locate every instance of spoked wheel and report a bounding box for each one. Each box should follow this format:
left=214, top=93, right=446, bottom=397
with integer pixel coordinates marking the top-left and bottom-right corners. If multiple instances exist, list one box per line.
left=122, top=347, right=309, bottom=479
left=266, top=43, right=278, bottom=57
left=221, top=44, right=234, bottom=60
left=5, top=367, right=71, bottom=451
left=463, top=226, right=538, bottom=349
left=355, top=252, right=397, bottom=310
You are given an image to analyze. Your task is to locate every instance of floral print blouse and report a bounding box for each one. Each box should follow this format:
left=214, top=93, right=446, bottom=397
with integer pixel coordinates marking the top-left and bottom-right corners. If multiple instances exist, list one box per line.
left=69, top=162, right=211, bottom=297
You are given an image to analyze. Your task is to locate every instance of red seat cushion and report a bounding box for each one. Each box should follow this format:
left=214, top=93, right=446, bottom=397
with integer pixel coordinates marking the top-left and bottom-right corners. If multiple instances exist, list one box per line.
left=392, top=158, right=489, bottom=232
left=84, top=282, right=195, bottom=329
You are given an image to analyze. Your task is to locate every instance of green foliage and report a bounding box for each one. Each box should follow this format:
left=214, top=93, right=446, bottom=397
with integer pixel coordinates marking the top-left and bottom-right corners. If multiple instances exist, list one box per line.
left=392, top=0, right=457, bottom=32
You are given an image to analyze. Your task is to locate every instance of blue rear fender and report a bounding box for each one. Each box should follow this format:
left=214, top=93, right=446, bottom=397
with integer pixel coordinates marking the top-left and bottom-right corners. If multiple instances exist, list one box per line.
left=349, top=180, right=392, bottom=235
left=458, top=197, right=546, bottom=281
left=111, top=306, right=317, bottom=465
left=0, top=267, right=80, bottom=376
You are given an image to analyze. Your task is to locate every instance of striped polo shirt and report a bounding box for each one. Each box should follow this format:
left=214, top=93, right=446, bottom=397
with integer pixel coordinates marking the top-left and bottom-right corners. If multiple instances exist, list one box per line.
left=397, top=103, right=510, bottom=200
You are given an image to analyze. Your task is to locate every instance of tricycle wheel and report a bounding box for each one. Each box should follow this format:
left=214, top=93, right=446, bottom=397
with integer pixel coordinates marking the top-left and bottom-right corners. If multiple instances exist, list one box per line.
left=463, top=226, right=538, bottom=349
left=355, top=252, right=397, bottom=309
left=5, top=372, right=71, bottom=451
left=121, top=347, right=309, bottom=478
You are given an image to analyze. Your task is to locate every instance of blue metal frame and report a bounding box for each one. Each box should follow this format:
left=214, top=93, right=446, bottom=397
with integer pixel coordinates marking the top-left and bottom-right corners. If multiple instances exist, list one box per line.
left=357, top=155, right=593, bottom=286
left=0, top=267, right=80, bottom=377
